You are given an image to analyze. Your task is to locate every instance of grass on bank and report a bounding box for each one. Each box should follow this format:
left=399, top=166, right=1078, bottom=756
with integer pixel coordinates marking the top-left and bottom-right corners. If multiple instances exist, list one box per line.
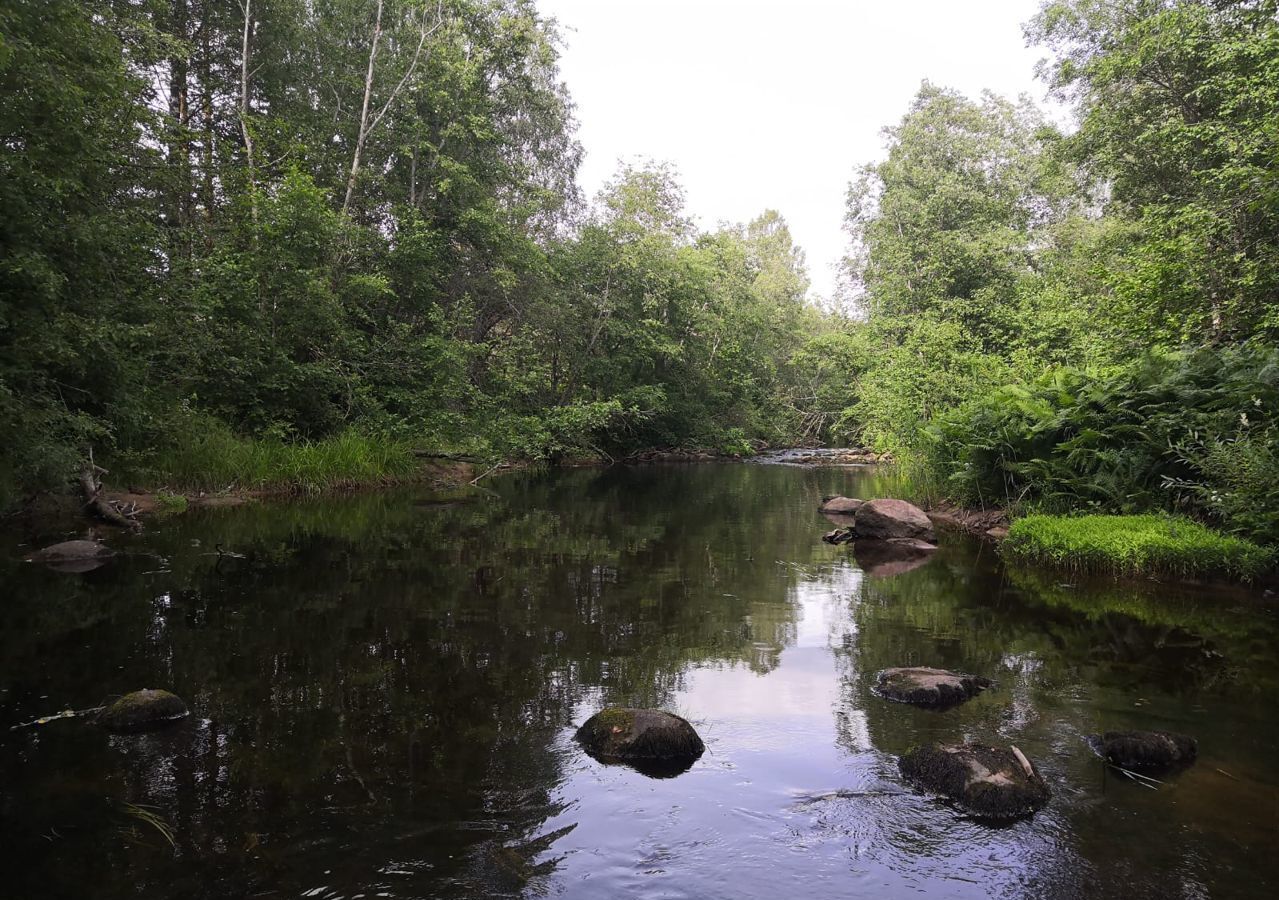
left=117, top=426, right=420, bottom=494
left=1002, top=514, right=1275, bottom=582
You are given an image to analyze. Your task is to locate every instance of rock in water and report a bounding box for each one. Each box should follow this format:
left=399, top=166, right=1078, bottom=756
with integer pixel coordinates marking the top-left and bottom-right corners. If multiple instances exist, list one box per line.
left=576, top=707, right=704, bottom=776
left=899, top=743, right=1050, bottom=821
left=1088, top=730, right=1197, bottom=772
left=822, top=528, right=855, bottom=545
left=875, top=667, right=991, bottom=707
left=26, top=540, right=114, bottom=573
left=854, top=499, right=936, bottom=543
left=819, top=496, right=863, bottom=515
left=97, top=689, right=189, bottom=733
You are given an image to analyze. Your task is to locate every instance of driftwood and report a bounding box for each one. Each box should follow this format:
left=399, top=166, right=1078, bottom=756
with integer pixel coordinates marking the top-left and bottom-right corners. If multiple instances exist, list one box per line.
left=79, top=452, right=141, bottom=530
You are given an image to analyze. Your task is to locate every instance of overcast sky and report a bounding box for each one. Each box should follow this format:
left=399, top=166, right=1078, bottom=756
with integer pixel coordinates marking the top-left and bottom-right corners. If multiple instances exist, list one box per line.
left=538, top=0, right=1062, bottom=301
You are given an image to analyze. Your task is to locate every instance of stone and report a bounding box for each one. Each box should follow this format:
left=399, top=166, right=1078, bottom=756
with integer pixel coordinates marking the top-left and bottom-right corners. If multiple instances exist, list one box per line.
left=854, top=538, right=938, bottom=577
left=875, top=666, right=990, bottom=707
left=854, top=499, right=936, bottom=543
left=1088, top=730, right=1197, bottom=772
left=819, top=495, right=863, bottom=515
left=899, top=742, right=1050, bottom=821
left=26, top=540, right=114, bottom=573
left=97, top=689, right=189, bottom=733
left=576, top=707, right=704, bottom=777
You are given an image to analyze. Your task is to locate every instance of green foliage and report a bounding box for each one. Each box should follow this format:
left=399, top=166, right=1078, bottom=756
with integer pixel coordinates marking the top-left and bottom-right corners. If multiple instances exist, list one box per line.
left=1003, top=514, right=1275, bottom=581
left=154, top=492, right=189, bottom=514
left=120, top=417, right=417, bottom=494
left=918, top=345, right=1279, bottom=542
left=0, top=1, right=822, bottom=505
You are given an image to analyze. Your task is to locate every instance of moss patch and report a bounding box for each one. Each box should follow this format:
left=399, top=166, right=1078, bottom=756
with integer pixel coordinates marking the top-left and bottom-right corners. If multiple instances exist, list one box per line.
left=1002, top=514, right=1274, bottom=581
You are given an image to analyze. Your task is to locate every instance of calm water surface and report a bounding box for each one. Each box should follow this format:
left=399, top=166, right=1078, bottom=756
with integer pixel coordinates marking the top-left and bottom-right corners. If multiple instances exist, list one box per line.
left=1, top=464, right=1277, bottom=899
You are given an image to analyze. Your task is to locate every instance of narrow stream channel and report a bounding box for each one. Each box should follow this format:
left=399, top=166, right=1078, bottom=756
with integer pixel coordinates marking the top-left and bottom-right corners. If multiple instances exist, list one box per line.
left=1, top=463, right=1276, bottom=898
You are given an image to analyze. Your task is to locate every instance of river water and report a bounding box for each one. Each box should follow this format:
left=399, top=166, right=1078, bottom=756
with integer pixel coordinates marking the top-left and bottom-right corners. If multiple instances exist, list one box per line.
left=1, top=463, right=1276, bottom=899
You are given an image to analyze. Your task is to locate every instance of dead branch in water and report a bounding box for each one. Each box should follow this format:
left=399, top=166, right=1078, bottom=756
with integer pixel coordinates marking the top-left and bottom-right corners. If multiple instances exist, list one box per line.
left=78, top=449, right=141, bottom=530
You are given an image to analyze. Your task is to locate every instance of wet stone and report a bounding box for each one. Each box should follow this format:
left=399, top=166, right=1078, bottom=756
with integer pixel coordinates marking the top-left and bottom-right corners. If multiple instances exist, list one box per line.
left=875, top=667, right=990, bottom=707
left=899, top=742, right=1051, bottom=821
left=855, top=498, right=937, bottom=543
left=819, top=496, right=863, bottom=515
left=26, top=540, right=114, bottom=573
left=575, top=707, right=704, bottom=777
left=97, top=689, right=189, bottom=733
left=1088, top=730, right=1197, bottom=772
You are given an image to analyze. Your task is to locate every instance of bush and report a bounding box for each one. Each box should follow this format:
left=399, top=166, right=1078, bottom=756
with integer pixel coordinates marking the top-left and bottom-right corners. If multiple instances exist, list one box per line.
left=1002, top=514, right=1274, bottom=581
left=918, top=345, right=1279, bottom=542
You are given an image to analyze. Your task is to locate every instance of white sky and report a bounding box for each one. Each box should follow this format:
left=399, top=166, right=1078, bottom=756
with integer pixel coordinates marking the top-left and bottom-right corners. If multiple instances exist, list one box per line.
left=539, top=0, right=1061, bottom=301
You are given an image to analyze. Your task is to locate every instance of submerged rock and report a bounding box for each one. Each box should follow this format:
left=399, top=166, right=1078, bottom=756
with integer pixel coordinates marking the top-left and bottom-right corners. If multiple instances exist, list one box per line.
left=819, top=495, right=863, bottom=515
left=1088, top=730, right=1197, bottom=772
left=875, top=667, right=991, bottom=707
left=97, top=689, right=189, bottom=733
left=576, top=707, right=704, bottom=777
left=855, top=499, right=937, bottom=543
left=853, top=538, right=937, bottom=577
left=899, top=742, right=1050, bottom=821
left=26, top=540, right=114, bottom=573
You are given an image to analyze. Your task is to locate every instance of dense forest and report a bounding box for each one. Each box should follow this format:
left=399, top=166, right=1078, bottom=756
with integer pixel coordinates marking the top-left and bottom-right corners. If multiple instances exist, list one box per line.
left=2, top=0, right=1276, bottom=543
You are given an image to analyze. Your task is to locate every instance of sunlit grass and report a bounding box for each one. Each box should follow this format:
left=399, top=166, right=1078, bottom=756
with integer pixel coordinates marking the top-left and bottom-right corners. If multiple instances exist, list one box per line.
left=121, top=426, right=419, bottom=494
left=1002, top=513, right=1275, bottom=581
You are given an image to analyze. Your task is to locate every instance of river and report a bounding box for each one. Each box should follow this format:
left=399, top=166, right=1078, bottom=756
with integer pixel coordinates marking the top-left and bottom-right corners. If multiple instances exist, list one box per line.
left=1, top=462, right=1276, bottom=898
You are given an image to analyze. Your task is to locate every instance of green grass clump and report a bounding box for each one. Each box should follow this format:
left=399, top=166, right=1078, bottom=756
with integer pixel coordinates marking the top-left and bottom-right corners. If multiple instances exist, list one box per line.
left=123, top=424, right=419, bottom=494
left=1002, top=514, right=1275, bottom=581
left=154, top=491, right=188, bottom=513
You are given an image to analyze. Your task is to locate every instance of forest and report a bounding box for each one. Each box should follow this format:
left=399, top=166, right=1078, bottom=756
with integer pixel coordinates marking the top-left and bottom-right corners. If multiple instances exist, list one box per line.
left=2, top=0, right=1277, bottom=545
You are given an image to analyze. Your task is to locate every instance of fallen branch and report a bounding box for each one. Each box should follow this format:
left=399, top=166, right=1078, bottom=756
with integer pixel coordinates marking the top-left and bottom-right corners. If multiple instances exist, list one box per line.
left=79, top=452, right=141, bottom=530
left=469, top=462, right=508, bottom=485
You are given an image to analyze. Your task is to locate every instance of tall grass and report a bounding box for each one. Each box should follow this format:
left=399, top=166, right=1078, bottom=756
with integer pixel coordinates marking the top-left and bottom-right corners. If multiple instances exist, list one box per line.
left=119, top=424, right=419, bottom=494
left=1002, top=514, right=1275, bottom=581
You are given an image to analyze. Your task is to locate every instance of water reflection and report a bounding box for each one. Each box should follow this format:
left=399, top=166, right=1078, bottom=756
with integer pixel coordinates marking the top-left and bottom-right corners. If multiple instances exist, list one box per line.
left=0, top=464, right=1276, bottom=899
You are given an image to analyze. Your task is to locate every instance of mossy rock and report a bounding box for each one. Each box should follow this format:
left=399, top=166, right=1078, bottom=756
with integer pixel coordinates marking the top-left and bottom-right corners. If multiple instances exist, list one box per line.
left=97, top=689, right=189, bottom=733
left=575, top=707, right=704, bottom=777
left=1088, top=730, right=1197, bottom=772
left=875, top=667, right=991, bottom=708
left=899, top=742, right=1050, bottom=821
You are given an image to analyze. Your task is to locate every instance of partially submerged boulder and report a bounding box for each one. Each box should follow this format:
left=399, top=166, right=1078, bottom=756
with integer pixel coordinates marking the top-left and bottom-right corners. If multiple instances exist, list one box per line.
left=899, top=742, right=1050, bottom=821
left=853, top=538, right=937, bottom=577
left=875, top=667, right=991, bottom=707
left=97, top=689, right=189, bottom=733
left=26, top=540, right=114, bottom=573
left=1088, top=730, right=1197, bottom=772
left=576, top=707, right=704, bottom=777
left=855, top=499, right=936, bottom=543
left=819, top=495, right=863, bottom=515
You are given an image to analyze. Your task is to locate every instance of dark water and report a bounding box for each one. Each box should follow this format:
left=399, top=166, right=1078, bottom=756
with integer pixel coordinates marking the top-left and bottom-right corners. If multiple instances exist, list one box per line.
left=2, top=464, right=1277, bottom=899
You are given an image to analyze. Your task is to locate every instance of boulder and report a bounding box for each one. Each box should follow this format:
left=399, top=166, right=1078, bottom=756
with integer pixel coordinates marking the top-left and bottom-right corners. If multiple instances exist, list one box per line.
left=97, top=689, right=189, bottom=733
left=853, top=538, right=937, bottom=577
left=875, top=666, right=990, bottom=707
left=899, top=743, right=1050, bottom=821
left=1088, top=730, right=1197, bottom=772
left=576, top=707, right=704, bottom=777
left=26, top=540, right=114, bottom=573
left=819, top=495, right=863, bottom=515
left=855, top=499, right=936, bottom=543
